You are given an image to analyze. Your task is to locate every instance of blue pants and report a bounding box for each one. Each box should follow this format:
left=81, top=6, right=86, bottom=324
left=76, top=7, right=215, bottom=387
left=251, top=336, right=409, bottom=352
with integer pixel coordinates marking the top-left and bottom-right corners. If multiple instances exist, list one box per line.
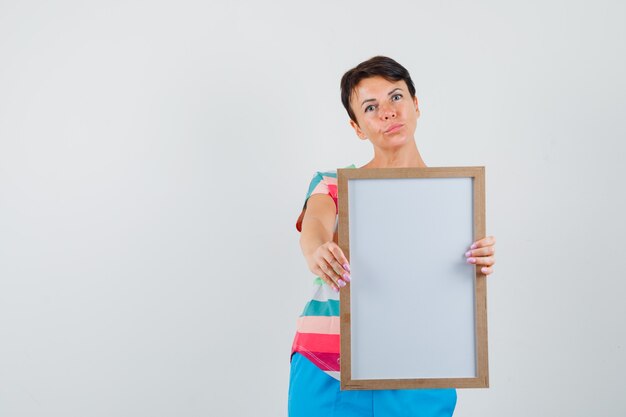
left=288, top=353, right=457, bottom=417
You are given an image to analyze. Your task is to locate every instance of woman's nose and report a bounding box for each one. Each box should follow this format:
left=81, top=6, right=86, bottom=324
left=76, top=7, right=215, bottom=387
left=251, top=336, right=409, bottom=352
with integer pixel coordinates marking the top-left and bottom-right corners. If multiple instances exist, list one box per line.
left=380, top=103, right=396, bottom=120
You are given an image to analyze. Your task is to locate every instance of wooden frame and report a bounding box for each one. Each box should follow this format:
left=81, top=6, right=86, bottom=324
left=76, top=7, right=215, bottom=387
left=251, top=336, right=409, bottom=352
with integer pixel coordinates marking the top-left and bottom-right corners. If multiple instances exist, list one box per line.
left=337, top=167, right=488, bottom=390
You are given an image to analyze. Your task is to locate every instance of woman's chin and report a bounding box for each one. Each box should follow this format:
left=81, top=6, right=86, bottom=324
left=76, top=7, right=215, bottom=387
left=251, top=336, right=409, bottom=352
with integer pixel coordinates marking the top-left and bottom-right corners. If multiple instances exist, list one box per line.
left=381, top=135, right=411, bottom=148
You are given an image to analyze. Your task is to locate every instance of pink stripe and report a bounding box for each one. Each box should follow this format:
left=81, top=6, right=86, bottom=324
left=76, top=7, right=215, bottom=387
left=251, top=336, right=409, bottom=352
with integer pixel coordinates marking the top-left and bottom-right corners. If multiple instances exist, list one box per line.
left=296, top=316, right=340, bottom=334
left=292, top=331, right=340, bottom=354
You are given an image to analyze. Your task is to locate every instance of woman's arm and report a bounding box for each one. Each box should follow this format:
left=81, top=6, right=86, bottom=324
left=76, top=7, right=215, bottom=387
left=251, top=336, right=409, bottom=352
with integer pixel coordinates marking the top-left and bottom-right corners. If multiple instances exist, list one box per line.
left=299, top=194, right=350, bottom=291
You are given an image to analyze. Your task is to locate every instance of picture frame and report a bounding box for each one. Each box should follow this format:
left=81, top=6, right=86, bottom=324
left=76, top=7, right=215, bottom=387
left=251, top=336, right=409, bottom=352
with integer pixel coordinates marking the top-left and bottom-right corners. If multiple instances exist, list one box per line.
left=337, top=166, right=489, bottom=390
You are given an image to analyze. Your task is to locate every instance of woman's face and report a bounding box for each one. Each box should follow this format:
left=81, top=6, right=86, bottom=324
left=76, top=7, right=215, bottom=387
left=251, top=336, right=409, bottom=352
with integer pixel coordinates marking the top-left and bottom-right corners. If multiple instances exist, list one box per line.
left=348, top=76, right=420, bottom=151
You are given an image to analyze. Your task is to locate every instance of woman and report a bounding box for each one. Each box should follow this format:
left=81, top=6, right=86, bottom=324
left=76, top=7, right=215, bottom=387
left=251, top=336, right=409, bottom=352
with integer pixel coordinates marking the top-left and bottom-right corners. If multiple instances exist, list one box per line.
left=289, top=56, right=497, bottom=417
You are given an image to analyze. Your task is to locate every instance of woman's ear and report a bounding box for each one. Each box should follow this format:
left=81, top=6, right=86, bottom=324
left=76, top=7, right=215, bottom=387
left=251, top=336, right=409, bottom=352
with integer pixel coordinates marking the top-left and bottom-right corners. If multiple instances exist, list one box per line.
left=349, top=119, right=367, bottom=140
left=413, top=96, right=420, bottom=119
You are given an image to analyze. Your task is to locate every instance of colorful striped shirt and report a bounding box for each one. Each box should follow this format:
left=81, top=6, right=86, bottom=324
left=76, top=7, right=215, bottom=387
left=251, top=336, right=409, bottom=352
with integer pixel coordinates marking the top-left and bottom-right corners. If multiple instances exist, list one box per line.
left=291, top=164, right=356, bottom=381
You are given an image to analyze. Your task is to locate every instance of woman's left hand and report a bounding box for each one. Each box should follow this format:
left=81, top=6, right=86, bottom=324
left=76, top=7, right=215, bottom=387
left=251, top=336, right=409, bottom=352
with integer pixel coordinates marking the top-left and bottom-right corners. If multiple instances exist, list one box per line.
left=465, top=236, right=496, bottom=275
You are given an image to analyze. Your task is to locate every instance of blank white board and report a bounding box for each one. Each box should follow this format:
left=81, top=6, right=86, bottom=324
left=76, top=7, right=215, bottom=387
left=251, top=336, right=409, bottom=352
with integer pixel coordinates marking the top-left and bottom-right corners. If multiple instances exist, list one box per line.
left=338, top=167, right=488, bottom=390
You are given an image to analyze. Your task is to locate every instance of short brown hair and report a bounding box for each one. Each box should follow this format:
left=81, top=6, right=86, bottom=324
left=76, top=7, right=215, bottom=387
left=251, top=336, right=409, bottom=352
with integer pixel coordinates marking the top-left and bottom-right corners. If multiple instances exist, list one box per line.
left=340, top=56, right=416, bottom=123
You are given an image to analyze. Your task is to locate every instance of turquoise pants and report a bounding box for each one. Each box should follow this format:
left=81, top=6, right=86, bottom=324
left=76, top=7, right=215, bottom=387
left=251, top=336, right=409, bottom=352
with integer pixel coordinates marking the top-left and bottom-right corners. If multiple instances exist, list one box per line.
left=288, top=353, right=457, bottom=417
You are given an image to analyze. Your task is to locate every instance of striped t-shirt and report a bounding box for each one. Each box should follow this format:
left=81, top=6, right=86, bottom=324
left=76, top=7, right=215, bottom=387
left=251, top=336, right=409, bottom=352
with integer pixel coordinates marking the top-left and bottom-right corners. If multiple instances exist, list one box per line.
left=291, top=164, right=356, bottom=381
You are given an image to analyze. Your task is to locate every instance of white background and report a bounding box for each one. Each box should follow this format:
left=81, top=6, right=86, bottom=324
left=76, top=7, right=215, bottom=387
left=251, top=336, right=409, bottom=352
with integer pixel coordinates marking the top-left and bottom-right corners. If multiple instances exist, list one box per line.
left=1, top=1, right=625, bottom=416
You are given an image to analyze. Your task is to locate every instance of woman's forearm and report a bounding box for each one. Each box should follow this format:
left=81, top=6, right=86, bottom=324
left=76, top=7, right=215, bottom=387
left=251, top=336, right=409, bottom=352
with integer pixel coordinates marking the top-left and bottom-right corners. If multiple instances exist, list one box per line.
left=299, top=216, right=333, bottom=265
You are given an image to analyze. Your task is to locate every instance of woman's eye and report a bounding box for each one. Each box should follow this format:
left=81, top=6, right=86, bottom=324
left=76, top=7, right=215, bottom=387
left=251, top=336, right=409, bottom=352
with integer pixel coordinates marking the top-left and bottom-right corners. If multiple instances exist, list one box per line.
left=365, top=105, right=376, bottom=113
left=392, top=94, right=403, bottom=101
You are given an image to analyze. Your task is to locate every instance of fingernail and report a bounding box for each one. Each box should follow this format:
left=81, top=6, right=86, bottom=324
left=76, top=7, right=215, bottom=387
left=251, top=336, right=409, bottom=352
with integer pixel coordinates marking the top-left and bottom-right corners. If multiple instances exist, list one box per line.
left=343, top=263, right=351, bottom=272
left=343, top=273, right=350, bottom=282
left=467, top=257, right=476, bottom=264
left=334, top=285, right=340, bottom=292
left=465, top=250, right=472, bottom=257
left=471, top=243, right=477, bottom=249
left=338, top=280, right=346, bottom=287
left=481, top=267, right=488, bottom=273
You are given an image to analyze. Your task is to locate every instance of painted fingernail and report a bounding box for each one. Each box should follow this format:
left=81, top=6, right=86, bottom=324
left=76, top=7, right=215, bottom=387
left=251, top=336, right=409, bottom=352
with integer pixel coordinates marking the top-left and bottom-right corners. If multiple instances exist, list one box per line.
left=343, top=263, right=351, bottom=272
left=467, top=257, right=476, bottom=264
left=465, top=250, right=472, bottom=257
left=481, top=267, right=488, bottom=273
left=342, top=273, right=350, bottom=282
left=471, top=243, right=477, bottom=249
left=338, top=279, right=346, bottom=287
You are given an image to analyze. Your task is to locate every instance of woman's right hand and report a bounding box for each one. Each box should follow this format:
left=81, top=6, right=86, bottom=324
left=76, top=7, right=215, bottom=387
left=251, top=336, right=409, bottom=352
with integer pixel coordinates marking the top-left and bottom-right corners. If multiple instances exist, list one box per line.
left=307, top=241, right=351, bottom=292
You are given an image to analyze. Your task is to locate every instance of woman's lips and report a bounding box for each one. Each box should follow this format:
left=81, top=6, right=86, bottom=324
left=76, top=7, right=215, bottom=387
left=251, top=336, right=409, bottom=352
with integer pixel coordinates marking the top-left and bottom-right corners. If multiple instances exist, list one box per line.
left=385, top=123, right=403, bottom=134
